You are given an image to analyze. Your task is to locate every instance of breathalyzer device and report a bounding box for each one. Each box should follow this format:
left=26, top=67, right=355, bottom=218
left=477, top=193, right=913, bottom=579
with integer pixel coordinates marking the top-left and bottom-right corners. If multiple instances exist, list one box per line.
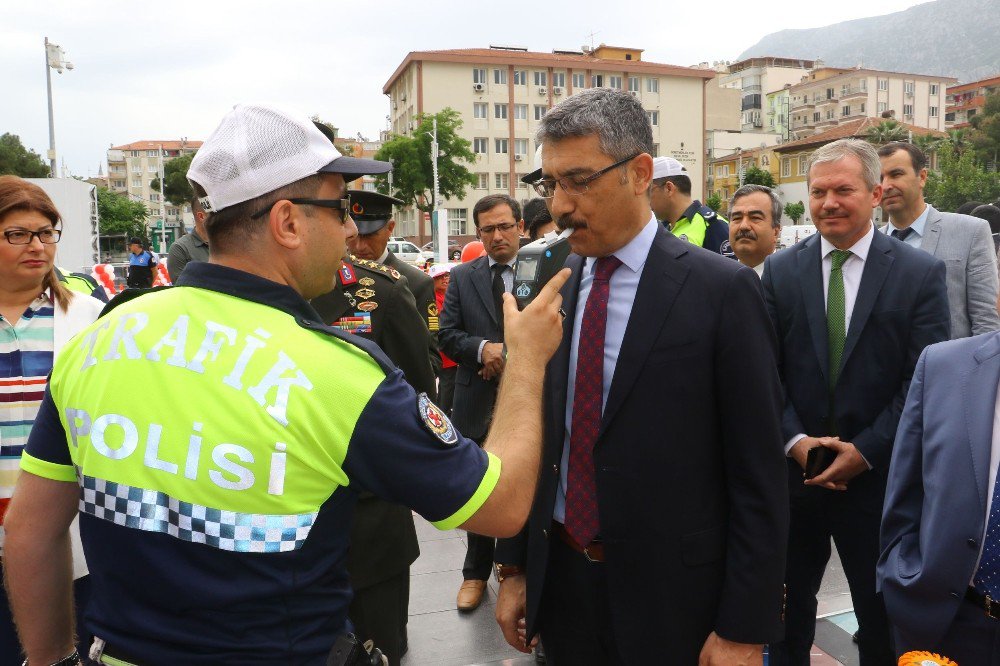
left=513, top=228, right=574, bottom=308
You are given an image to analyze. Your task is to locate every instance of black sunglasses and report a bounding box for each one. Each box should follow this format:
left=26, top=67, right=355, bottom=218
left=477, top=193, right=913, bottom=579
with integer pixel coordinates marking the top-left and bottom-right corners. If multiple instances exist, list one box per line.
left=250, top=197, right=352, bottom=220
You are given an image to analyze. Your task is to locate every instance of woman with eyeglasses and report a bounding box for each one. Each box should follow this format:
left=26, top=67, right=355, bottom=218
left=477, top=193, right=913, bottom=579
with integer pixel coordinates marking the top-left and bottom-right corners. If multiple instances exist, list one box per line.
left=0, top=175, right=104, bottom=662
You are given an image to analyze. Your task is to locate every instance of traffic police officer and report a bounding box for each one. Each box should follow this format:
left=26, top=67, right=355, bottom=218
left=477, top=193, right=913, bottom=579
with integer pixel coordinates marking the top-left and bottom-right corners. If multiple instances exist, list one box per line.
left=57, top=267, right=108, bottom=302
left=312, top=255, right=434, bottom=665
left=648, top=156, right=734, bottom=258
left=3, top=103, right=568, bottom=665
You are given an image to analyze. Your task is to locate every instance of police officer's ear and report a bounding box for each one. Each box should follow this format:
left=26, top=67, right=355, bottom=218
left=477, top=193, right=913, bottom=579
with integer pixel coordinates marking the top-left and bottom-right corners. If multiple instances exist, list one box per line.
left=630, top=153, right=654, bottom=196
left=268, top=199, right=306, bottom=250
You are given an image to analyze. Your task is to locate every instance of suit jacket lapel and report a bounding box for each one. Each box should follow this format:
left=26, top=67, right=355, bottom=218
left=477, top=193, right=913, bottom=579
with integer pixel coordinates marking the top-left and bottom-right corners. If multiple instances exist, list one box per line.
left=470, top=257, right=499, bottom=325
left=600, top=229, right=688, bottom=436
left=798, top=237, right=829, bottom=383
left=840, top=231, right=893, bottom=373
left=966, top=333, right=1000, bottom=513
left=919, top=206, right=943, bottom=256
left=549, top=254, right=585, bottom=449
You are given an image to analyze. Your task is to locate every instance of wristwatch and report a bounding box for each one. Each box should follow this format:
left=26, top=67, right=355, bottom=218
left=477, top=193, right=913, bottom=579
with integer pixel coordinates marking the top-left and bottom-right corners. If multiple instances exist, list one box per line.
left=22, top=650, right=81, bottom=666
left=494, top=563, right=524, bottom=583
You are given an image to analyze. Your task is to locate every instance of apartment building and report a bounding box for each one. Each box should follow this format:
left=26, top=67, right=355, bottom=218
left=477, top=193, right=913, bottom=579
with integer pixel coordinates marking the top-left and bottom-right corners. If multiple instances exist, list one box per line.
left=946, top=74, right=1000, bottom=128
left=719, top=57, right=814, bottom=132
left=788, top=67, right=956, bottom=141
left=106, top=140, right=202, bottom=249
left=708, top=147, right=780, bottom=217
left=335, top=135, right=384, bottom=193
left=766, top=87, right=792, bottom=141
left=383, top=44, right=716, bottom=244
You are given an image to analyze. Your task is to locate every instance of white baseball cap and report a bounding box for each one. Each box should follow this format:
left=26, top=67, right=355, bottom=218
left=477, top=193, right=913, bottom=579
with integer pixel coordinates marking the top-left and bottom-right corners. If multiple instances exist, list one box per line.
left=427, top=263, right=455, bottom=279
left=521, top=145, right=545, bottom=184
left=188, top=103, right=391, bottom=213
left=652, top=156, right=688, bottom=180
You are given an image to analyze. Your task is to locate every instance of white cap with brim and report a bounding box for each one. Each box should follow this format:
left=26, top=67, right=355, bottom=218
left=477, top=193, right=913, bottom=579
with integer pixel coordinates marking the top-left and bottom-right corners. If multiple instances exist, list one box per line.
left=521, top=145, right=545, bottom=184
left=652, top=156, right=688, bottom=180
left=188, top=103, right=391, bottom=213
left=427, top=263, right=455, bottom=279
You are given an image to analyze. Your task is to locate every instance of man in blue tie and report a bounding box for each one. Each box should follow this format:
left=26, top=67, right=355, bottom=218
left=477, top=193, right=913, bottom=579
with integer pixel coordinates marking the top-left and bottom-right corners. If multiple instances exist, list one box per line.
left=880, top=319, right=1000, bottom=662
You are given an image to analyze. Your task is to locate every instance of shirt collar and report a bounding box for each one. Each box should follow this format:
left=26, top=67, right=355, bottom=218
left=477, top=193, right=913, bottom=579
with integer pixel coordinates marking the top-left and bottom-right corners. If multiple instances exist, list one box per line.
left=191, top=229, right=208, bottom=246
left=377, top=248, right=390, bottom=264
left=175, top=262, right=323, bottom=323
left=678, top=200, right=702, bottom=225
left=884, top=203, right=929, bottom=238
left=586, top=213, right=658, bottom=275
left=820, top=221, right=876, bottom=262
left=488, top=255, right=517, bottom=269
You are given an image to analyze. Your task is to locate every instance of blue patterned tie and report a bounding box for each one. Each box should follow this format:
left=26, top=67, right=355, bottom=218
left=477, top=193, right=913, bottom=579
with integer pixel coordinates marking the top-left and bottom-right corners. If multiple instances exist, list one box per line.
left=975, top=475, right=1000, bottom=598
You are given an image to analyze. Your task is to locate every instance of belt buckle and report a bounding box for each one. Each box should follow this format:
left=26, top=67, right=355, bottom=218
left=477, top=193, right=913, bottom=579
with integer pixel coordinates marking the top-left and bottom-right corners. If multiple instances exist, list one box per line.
left=582, top=545, right=599, bottom=563
left=987, top=595, right=1000, bottom=621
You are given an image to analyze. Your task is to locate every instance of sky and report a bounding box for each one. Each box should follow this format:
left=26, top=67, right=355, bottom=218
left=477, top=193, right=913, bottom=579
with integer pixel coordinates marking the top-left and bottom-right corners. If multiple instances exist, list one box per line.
left=1, top=0, right=926, bottom=177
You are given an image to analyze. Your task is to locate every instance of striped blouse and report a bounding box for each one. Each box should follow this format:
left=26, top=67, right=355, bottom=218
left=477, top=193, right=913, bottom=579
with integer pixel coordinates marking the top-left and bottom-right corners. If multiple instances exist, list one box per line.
left=0, top=293, right=55, bottom=552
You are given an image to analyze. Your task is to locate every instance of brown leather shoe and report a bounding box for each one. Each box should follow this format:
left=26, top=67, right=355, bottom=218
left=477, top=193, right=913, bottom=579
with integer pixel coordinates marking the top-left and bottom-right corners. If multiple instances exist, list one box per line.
left=456, top=579, right=487, bottom=611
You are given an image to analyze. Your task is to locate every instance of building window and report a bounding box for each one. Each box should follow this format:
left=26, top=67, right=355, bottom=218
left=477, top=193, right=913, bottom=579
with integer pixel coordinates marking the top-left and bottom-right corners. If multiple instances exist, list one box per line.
left=645, top=77, right=659, bottom=93
left=514, top=138, right=528, bottom=156
left=129, top=150, right=140, bottom=157
left=513, top=70, right=527, bottom=85
left=646, top=110, right=659, bottom=126
left=930, top=106, right=939, bottom=117
left=591, top=74, right=604, bottom=87
left=813, top=112, right=821, bottom=122
left=609, top=76, right=622, bottom=89
left=904, top=81, right=914, bottom=94
left=861, top=102, right=866, bottom=113
left=878, top=78, right=888, bottom=91
left=148, top=164, right=158, bottom=173
left=628, top=76, right=639, bottom=92
left=495, top=138, right=508, bottom=154
left=495, top=172, right=509, bottom=189
left=826, top=109, right=834, bottom=120
left=147, top=150, right=159, bottom=157
left=112, top=180, right=125, bottom=188
left=516, top=174, right=530, bottom=188
left=474, top=138, right=488, bottom=154
left=473, top=68, right=487, bottom=84
left=495, top=103, right=508, bottom=119
left=534, top=105, right=547, bottom=121
left=494, top=69, right=507, bottom=85
left=447, top=208, right=468, bottom=235
left=842, top=105, right=850, bottom=117
left=860, top=79, right=867, bottom=91
left=878, top=101, right=888, bottom=113
left=473, top=102, right=488, bottom=119
left=533, top=71, right=547, bottom=86
left=150, top=193, right=160, bottom=202
left=651, top=143, right=659, bottom=156
left=782, top=158, right=791, bottom=177
left=930, top=84, right=939, bottom=96
left=573, top=73, right=585, bottom=89
left=514, top=104, right=528, bottom=120
left=476, top=173, right=489, bottom=189
left=132, top=164, right=142, bottom=173
left=132, top=178, right=142, bottom=187
left=362, top=182, right=376, bottom=192
left=903, top=103, right=913, bottom=116
left=553, top=72, right=566, bottom=88
left=797, top=158, right=808, bottom=176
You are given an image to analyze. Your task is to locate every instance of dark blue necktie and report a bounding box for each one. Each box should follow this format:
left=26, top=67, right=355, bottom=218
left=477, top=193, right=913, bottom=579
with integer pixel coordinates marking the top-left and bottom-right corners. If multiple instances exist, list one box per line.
left=974, top=474, right=1000, bottom=598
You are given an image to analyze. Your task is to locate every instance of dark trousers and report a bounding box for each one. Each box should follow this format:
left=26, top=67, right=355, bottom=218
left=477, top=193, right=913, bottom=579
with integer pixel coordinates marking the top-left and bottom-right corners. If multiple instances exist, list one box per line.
left=897, top=598, right=1000, bottom=665
left=1, top=573, right=91, bottom=666
left=348, top=569, right=410, bottom=666
left=537, top=535, right=623, bottom=666
left=772, top=477, right=893, bottom=666
left=437, top=366, right=457, bottom=415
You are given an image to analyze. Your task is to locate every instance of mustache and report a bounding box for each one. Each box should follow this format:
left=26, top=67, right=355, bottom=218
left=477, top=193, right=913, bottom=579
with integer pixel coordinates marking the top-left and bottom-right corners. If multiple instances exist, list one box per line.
left=734, top=229, right=757, bottom=241
left=556, top=216, right=588, bottom=231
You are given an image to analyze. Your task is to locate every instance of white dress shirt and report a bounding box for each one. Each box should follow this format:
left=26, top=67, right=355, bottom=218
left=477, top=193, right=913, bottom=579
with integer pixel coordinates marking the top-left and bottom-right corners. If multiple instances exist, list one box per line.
left=881, top=204, right=929, bottom=250
left=786, top=222, right=876, bottom=455
left=553, top=214, right=658, bottom=523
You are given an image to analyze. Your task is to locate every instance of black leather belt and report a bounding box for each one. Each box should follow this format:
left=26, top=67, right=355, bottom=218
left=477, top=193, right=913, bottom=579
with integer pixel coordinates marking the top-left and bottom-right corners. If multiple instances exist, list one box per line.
left=966, top=587, right=1000, bottom=620
left=553, top=522, right=605, bottom=563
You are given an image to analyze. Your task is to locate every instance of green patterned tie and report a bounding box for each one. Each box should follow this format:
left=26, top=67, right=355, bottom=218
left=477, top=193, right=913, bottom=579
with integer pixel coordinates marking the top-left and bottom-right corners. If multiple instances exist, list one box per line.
left=827, top=249, right=852, bottom=389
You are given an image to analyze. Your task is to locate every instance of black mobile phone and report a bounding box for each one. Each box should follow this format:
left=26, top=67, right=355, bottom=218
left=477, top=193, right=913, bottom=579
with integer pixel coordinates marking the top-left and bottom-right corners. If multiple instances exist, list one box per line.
left=805, top=446, right=836, bottom=479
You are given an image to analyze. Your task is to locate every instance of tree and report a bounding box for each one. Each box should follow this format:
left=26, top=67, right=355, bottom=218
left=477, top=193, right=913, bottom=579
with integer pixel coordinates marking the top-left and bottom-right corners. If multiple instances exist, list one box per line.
left=373, top=108, right=477, bottom=212
left=784, top=201, right=806, bottom=223
left=912, top=133, right=942, bottom=155
left=865, top=120, right=909, bottom=145
left=97, top=187, right=149, bottom=241
left=969, top=92, right=1000, bottom=168
left=705, top=192, right=722, bottom=212
left=924, top=144, right=1000, bottom=212
left=0, top=133, right=50, bottom=177
left=150, top=152, right=195, bottom=207
left=742, top=165, right=775, bottom=188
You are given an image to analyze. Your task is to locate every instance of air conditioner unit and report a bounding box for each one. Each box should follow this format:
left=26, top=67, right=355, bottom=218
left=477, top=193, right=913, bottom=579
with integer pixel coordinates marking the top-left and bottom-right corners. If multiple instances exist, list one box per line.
left=514, top=154, right=524, bottom=161
left=630, top=90, right=639, bottom=98
left=538, top=87, right=547, bottom=95
left=553, top=87, right=564, bottom=95
left=473, top=83, right=485, bottom=92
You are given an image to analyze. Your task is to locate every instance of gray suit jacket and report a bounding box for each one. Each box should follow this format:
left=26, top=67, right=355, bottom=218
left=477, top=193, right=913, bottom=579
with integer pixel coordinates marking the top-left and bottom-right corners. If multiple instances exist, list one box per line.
left=917, top=206, right=1000, bottom=338
left=438, top=256, right=502, bottom=440
left=879, top=331, right=1000, bottom=648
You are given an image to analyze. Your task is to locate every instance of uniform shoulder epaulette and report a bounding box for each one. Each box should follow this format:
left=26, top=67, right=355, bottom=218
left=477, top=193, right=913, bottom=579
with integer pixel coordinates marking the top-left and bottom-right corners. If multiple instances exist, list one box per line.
left=350, top=255, right=402, bottom=281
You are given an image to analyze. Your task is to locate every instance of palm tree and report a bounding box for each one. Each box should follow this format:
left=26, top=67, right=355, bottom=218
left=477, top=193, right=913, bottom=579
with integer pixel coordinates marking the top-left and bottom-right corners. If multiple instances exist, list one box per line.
left=865, top=119, right=909, bottom=145
left=912, top=133, right=942, bottom=155
left=944, top=128, right=971, bottom=156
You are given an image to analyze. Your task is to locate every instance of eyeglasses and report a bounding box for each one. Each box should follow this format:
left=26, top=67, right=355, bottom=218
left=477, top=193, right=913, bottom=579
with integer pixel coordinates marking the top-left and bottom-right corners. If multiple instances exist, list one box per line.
left=3, top=228, right=62, bottom=245
left=250, top=197, right=352, bottom=220
left=478, top=222, right=518, bottom=235
left=532, top=154, right=640, bottom=199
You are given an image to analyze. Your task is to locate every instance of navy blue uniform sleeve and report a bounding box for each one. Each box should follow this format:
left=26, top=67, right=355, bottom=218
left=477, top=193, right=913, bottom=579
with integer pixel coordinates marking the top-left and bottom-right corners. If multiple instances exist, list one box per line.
left=21, top=387, right=76, bottom=482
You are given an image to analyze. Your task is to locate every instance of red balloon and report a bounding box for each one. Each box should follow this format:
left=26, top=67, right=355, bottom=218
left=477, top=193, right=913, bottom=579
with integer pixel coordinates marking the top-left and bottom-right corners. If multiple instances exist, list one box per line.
left=461, top=241, right=486, bottom=263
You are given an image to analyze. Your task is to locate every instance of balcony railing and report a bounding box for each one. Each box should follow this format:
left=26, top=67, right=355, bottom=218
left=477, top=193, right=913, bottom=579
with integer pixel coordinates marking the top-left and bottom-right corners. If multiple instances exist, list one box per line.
left=840, top=87, right=868, bottom=100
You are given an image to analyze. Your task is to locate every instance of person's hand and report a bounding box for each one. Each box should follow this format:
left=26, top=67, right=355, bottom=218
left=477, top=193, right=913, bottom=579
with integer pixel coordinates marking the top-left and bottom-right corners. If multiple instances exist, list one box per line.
left=502, top=268, right=570, bottom=367
left=495, top=575, right=537, bottom=653
left=480, top=342, right=506, bottom=381
left=805, top=439, right=868, bottom=491
left=698, top=632, right=763, bottom=666
left=788, top=436, right=837, bottom=471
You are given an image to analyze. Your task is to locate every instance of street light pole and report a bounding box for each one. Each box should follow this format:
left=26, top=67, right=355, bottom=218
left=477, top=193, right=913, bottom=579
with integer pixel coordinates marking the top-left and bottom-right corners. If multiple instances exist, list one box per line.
left=44, top=38, right=73, bottom=178
left=158, top=144, right=167, bottom=254
left=426, top=117, right=448, bottom=263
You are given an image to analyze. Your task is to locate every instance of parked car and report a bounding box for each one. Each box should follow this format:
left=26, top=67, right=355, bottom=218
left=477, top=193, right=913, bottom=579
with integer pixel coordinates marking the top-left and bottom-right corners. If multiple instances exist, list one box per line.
left=421, top=240, right=463, bottom=261
left=387, top=239, right=433, bottom=265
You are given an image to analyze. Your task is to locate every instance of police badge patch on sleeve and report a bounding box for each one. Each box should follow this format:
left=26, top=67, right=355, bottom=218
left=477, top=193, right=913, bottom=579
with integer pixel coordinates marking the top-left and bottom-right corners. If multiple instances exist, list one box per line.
left=417, top=392, right=459, bottom=446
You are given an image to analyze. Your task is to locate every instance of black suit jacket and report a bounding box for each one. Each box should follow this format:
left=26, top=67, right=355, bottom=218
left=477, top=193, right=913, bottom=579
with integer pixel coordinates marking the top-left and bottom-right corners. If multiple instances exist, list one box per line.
left=383, top=251, right=442, bottom=374
left=762, top=230, right=950, bottom=476
left=438, top=256, right=504, bottom=440
left=495, top=227, right=789, bottom=659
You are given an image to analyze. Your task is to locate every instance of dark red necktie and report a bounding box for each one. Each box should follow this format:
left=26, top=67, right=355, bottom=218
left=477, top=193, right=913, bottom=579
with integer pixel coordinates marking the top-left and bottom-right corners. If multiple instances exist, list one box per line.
left=565, top=255, right=622, bottom=548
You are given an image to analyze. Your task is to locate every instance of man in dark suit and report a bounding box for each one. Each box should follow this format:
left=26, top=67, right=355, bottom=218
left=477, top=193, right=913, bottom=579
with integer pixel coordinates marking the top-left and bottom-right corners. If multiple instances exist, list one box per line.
left=312, top=255, right=434, bottom=665
left=492, top=88, right=788, bottom=664
left=879, top=330, right=1000, bottom=663
left=762, top=138, right=951, bottom=665
left=439, top=193, right=525, bottom=611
